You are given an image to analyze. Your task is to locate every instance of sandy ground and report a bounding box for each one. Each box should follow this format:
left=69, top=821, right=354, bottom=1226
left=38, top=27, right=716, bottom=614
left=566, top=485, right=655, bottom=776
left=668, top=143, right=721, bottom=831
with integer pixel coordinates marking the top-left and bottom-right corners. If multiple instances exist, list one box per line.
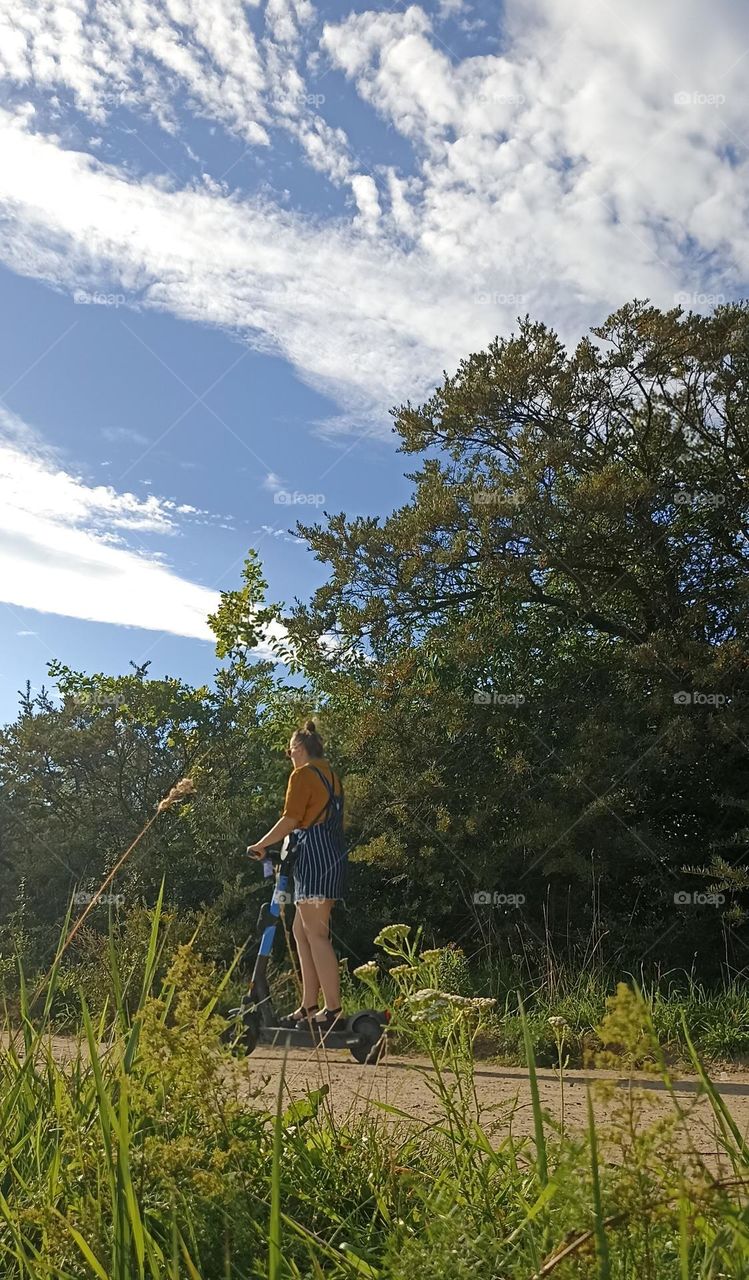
left=244, top=1046, right=749, bottom=1170
left=6, top=1032, right=749, bottom=1174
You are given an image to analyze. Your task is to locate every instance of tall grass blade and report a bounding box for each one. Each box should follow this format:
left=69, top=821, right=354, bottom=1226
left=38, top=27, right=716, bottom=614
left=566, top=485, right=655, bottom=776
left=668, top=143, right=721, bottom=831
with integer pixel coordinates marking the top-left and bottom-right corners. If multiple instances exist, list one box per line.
left=40, top=899, right=74, bottom=1023
left=586, top=1087, right=611, bottom=1280
left=518, top=993, right=548, bottom=1187
left=179, top=1233, right=205, bottom=1280
left=681, top=1011, right=749, bottom=1165
left=116, top=1075, right=146, bottom=1277
left=269, top=1050, right=287, bottom=1280
left=56, top=1211, right=110, bottom=1280
left=139, top=879, right=166, bottom=1009
left=678, top=1196, right=690, bottom=1280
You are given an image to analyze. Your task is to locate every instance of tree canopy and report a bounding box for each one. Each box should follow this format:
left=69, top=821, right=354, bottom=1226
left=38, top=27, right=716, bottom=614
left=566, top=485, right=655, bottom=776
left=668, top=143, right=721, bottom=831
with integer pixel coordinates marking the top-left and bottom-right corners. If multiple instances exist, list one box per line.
left=2, top=301, right=747, bottom=978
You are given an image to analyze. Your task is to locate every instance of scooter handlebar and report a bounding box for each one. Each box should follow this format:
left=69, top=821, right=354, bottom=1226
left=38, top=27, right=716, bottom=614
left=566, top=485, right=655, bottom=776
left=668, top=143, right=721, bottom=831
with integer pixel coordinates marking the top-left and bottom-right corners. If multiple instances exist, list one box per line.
left=247, top=833, right=297, bottom=867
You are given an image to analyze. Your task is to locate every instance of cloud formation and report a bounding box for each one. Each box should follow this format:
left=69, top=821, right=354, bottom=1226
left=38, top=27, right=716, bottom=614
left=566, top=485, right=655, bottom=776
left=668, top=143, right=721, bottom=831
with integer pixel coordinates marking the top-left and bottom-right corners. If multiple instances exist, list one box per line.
left=0, top=0, right=746, bottom=436
left=0, top=407, right=220, bottom=638
left=0, top=0, right=745, bottom=649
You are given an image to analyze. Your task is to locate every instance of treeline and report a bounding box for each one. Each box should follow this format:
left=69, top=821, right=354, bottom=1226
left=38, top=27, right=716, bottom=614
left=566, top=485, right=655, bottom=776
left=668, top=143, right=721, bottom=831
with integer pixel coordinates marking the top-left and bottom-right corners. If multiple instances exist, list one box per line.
left=1, top=301, right=748, bottom=981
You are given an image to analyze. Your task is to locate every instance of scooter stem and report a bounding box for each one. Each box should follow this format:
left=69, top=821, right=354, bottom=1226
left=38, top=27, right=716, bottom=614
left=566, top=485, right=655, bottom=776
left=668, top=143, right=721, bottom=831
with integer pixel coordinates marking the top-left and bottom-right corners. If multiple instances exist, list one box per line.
left=250, top=834, right=297, bottom=1025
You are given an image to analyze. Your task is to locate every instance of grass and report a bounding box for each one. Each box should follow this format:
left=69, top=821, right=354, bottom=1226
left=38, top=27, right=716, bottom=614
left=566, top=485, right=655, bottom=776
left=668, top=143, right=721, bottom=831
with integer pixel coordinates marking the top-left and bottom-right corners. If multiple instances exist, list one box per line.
left=474, top=976, right=749, bottom=1069
left=336, top=946, right=749, bottom=1070
left=6, top=902, right=747, bottom=1070
left=1, top=912, right=749, bottom=1277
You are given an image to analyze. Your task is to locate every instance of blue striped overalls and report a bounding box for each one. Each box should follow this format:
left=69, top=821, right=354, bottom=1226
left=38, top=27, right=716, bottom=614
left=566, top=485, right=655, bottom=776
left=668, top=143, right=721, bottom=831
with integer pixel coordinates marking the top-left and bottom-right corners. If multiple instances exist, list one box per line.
left=293, top=767, right=347, bottom=903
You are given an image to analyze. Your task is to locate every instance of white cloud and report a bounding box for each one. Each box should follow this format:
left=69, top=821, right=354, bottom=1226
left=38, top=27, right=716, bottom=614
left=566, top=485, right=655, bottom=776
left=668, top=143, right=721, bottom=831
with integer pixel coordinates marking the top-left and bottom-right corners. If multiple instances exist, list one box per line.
left=0, top=0, right=359, bottom=188
left=0, top=0, right=745, bottom=443
left=0, top=408, right=285, bottom=651
left=0, top=0, right=270, bottom=143
left=0, top=424, right=226, bottom=540
left=351, top=173, right=381, bottom=231
left=0, top=408, right=217, bottom=636
left=101, top=425, right=150, bottom=446
left=263, top=0, right=355, bottom=186
left=320, top=2, right=749, bottom=300
left=0, top=112, right=470, bottom=423
left=259, top=522, right=302, bottom=545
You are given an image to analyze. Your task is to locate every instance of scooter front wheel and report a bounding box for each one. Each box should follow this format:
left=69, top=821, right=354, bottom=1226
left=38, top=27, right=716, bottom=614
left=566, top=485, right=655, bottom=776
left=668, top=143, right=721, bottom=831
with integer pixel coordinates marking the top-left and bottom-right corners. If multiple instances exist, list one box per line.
left=241, top=1009, right=260, bottom=1055
left=349, top=1015, right=386, bottom=1065
left=223, top=1008, right=260, bottom=1056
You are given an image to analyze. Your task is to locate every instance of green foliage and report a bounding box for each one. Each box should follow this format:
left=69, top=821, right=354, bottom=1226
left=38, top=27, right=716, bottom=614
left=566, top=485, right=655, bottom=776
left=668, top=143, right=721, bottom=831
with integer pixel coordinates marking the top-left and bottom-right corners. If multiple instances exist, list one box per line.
left=594, top=981, right=661, bottom=1070
left=2, top=920, right=749, bottom=1279
left=284, top=300, right=749, bottom=970
left=3, top=299, right=749, bottom=1031
left=0, top=653, right=289, bottom=978
left=207, top=550, right=283, bottom=670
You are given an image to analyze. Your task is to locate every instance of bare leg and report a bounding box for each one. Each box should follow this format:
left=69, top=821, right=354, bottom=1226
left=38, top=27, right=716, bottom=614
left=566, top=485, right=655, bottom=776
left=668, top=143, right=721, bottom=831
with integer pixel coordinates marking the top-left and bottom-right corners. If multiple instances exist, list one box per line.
left=296, top=900, right=340, bottom=1012
left=292, top=908, right=320, bottom=1012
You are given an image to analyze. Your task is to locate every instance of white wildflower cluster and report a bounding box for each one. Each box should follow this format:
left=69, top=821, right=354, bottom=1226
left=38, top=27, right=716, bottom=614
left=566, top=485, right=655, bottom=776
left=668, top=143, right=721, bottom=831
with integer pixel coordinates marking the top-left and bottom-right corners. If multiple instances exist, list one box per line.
left=353, top=962, right=378, bottom=981
left=405, top=989, right=497, bottom=1023
left=443, top=994, right=497, bottom=1017
left=406, top=989, right=454, bottom=1023
left=373, top=924, right=412, bottom=954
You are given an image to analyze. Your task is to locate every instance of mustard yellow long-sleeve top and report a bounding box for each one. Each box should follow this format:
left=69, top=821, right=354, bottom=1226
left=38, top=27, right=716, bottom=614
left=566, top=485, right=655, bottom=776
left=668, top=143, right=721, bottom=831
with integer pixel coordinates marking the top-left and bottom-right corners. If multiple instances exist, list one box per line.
left=281, top=757, right=340, bottom=829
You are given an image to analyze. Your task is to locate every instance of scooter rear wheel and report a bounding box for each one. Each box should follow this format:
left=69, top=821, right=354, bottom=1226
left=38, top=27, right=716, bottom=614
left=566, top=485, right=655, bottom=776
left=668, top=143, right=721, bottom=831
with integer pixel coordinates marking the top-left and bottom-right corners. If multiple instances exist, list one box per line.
left=349, top=1015, right=386, bottom=1065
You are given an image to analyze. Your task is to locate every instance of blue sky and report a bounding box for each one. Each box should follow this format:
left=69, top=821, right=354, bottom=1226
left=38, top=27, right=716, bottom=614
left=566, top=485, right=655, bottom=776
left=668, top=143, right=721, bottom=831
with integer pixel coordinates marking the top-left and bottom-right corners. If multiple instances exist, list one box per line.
left=0, top=260, right=413, bottom=720
left=0, top=0, right=746, bottom=726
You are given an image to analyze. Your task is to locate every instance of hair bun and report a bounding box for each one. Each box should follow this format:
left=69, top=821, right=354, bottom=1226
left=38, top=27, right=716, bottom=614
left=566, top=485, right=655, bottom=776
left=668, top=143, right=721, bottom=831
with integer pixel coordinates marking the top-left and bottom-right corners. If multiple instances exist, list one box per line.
left=304, top=719, right=316, bottom=733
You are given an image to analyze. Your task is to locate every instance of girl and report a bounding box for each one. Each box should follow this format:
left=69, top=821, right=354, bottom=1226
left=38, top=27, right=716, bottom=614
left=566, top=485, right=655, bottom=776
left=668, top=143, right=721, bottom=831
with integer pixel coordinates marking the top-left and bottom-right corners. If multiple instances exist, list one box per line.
left=247, top=720, right=347, bottom=1033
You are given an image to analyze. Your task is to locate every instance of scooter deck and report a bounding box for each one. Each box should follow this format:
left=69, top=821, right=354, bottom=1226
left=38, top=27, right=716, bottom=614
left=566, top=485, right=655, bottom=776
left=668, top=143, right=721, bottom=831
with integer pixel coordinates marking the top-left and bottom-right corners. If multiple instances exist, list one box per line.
left=259, top=1025, right=365, bottom=1050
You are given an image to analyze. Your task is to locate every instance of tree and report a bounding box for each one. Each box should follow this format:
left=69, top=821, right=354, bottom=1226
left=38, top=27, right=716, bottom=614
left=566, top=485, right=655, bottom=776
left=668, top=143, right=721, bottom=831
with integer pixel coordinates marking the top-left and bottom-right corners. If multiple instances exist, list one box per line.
left=0, top=649, right=282, bottom=965
left=285, top=301, right=749, bottom=972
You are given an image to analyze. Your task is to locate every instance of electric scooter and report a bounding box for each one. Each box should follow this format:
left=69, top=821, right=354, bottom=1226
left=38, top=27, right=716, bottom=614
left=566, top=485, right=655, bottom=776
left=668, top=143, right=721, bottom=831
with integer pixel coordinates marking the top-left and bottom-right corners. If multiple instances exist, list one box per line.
left=225, top=834, right=389, bottom=1064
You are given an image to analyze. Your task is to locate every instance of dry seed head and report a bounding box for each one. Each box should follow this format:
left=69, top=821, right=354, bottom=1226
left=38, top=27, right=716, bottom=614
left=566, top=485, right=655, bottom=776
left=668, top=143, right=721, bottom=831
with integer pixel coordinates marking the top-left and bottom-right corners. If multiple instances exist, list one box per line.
left=157, top=777, right=196, bottom=813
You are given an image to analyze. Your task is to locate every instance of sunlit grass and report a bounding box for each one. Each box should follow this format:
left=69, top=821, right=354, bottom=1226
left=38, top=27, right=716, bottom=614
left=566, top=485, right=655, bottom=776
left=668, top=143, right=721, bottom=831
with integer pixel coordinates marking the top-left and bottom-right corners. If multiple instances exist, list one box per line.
left=1, top=911, right=748, bottom=1278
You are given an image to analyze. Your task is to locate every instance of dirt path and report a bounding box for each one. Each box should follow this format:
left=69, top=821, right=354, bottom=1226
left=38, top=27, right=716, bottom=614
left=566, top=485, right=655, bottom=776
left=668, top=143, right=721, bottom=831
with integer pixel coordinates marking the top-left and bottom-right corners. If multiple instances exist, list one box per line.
left=6, top=1034, right=749, bottom=1173
left=245, top=1047, right=749, bottom=1177
left=248, top=1044, right=742, bottom=1126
